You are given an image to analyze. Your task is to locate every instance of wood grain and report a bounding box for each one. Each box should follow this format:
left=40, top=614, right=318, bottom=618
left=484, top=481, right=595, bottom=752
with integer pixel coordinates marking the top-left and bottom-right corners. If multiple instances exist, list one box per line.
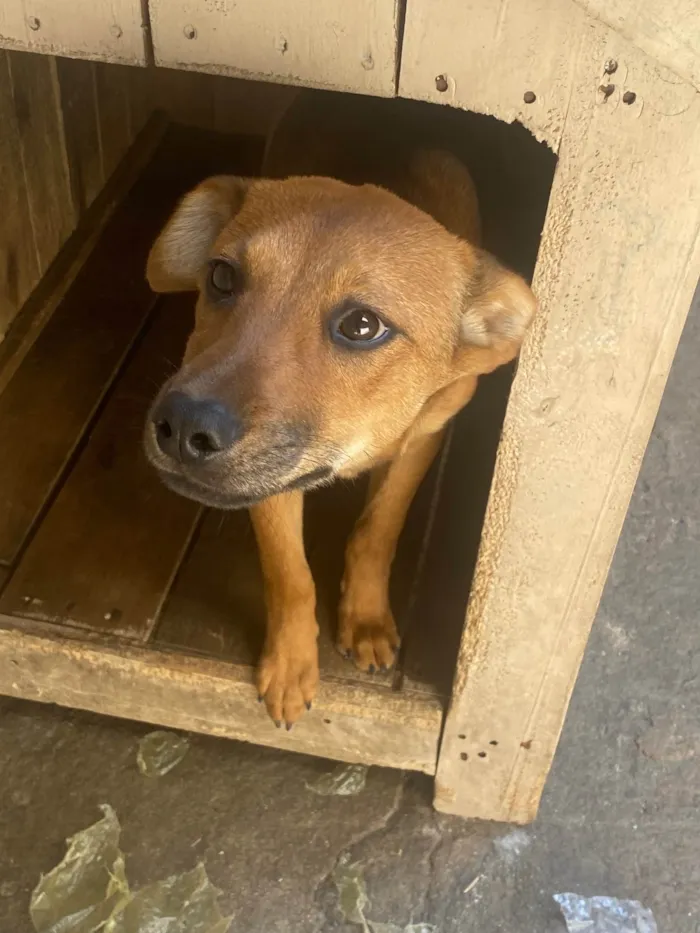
left=573, top=0, right=700, bottom=92
left=6, top=51, right=75, bottom=274
left=0, top=616, right=442, bottom=773
left=0, top=295, right=201, bottom=638
left=0, top=170, right=166, bottom=566
left=94, top=62, right=134, bottom=181
left=399, top=0, right=586, bottom=151
left=148, top=0, right=400, bottom=97
left=0, top=51, right=39, bottom=336
left=56, top=57, right=103, bottom=214
left=434, top=29, right=700, bottom=823
left=0, top=0, right=148, bottom=65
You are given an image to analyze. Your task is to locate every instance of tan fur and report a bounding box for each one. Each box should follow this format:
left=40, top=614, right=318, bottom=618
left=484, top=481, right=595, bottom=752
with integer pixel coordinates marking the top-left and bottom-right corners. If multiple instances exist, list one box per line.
left=144, top=92, right=536, bottom=727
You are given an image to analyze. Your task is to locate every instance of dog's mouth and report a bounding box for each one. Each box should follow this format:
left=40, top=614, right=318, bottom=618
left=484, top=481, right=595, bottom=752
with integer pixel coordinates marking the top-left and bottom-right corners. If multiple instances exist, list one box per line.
left=155, top=464, right=334, bottom=510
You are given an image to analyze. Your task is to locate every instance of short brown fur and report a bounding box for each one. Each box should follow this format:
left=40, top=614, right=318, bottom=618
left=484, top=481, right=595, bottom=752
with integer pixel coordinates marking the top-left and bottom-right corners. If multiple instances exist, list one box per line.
left=144, top=92, right=536, bottom=727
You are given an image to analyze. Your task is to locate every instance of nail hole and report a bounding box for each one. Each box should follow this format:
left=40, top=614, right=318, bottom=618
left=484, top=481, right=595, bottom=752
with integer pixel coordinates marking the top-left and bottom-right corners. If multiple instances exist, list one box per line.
left=599, top=83, right=615, bottom=100
left=523, top=90, right=536, bottom=104
left=521, top=739, right=532, bottom=750
left=183, top=24, right=197, bottom=39
left=435, top=74, right=449, bottom=93
left=323, top=718, right=331, bottom=725
left=460, top=752, right=468, bottom=761
left=489, top=740, right=498, bottom=746
left=478, top=751, right=487, bottom=759
left=622, top=90, right=636, bottom=105
left=604, top=59, right=618, bottom=75
left=27, top=15, right=40, bottom=30
left=458, top=734, right=466, bottom=740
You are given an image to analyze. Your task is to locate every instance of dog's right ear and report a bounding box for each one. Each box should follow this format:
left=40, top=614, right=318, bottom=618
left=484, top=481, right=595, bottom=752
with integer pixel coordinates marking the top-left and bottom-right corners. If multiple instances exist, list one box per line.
left=146, top=176, right=250, bottom=293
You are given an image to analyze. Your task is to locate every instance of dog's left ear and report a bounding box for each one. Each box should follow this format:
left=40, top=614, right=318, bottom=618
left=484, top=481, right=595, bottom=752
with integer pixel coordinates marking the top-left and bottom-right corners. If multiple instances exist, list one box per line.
left=147, top=175, right=250, bottom=293
left=457, top=250, right=536, bottom=373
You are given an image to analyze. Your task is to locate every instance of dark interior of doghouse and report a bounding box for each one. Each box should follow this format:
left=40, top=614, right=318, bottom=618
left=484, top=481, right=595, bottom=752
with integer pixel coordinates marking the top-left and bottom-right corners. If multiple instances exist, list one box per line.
left=0, top=75, right=556, bottom=705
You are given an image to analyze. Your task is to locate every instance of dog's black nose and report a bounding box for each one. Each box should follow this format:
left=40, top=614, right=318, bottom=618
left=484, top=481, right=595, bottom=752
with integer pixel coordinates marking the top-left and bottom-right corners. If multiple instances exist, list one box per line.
left=152, top=391, right=240, bottom=464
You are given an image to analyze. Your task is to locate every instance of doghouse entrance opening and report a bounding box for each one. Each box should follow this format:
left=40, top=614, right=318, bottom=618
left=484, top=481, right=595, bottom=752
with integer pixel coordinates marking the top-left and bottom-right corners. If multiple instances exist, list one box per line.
left=0, top=78, right=555, bottom=769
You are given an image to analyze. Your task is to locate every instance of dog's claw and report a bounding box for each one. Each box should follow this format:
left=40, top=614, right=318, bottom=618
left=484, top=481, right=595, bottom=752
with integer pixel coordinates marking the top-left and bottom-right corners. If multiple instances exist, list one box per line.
left=305, top=701, right=312, bottom=711
left=343, top=649, right=353, bottom=660
left=257, top=694, right=264, bottom=703
left=368, top=664, right=376, bottom=674
left=274, top=720, right=282, bottom=729
left=286, top=722, right=293, bottom=732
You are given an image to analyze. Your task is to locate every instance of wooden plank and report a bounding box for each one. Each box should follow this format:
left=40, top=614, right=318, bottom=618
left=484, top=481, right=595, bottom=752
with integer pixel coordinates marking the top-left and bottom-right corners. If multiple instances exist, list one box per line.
left=0, top=50, right=39, bottom=337
left=398, top=0, right=586, bottom=151
left=6, top=51, right=75, bottom=274
left=435, top=29, right=700, bottom=822
left=0, top=617, right=442, bottom=773
left=0, top=111, right=168, bottom=392
left=56, top=57, right=103, bottom=215
left=0, top=295, right=201, bottom=639
left=148, top=0, right=400, bottom=97
left=0, top=0, right=147, bottom=65
left=94, top=62, right=134, bottom=180
left=0, top=169, right=168, bottom=566
left=573, top=0, right=700, bottom=93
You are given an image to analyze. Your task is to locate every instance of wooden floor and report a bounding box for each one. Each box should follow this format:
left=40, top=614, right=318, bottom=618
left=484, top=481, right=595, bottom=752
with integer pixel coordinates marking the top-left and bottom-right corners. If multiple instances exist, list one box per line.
left=0, top=124, right=511, bottom=773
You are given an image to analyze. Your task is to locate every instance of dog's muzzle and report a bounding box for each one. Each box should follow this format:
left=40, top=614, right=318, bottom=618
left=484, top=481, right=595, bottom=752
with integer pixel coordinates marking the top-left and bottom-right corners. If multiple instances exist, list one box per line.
left=145, top=390, right=333, bottom=509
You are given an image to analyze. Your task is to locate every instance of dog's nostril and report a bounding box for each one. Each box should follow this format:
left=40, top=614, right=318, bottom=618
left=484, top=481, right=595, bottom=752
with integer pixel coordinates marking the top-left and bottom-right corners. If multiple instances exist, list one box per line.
left=156, top=420, right=173, bottom=441
left=190, top=431, right=217, bottom=454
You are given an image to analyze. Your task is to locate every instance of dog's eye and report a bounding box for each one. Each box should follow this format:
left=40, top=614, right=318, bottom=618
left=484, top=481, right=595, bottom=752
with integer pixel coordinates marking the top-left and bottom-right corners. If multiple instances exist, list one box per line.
left=207, top=259, right=241, bottom=300
left=332, top=307, right=390, bottom=347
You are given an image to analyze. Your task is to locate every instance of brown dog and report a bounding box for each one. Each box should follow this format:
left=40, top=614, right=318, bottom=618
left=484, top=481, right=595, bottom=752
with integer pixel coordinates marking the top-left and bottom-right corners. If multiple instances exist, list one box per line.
left=144, top=92, right=536, bottom=728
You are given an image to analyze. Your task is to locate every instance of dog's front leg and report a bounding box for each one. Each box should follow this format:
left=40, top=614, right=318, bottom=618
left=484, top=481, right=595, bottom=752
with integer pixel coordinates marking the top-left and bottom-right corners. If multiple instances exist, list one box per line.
left=250, top=490, right=319, bottom=728
left=338, top=430, right=445, bottom=672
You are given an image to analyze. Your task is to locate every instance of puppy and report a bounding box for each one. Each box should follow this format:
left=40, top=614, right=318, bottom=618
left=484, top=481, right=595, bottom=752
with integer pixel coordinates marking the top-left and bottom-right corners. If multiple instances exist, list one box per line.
left=144, top=92, right=536, bottom=728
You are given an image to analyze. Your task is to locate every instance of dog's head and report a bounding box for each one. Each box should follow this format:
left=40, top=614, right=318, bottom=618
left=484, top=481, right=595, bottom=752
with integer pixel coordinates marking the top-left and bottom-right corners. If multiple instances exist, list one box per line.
left=144, top=175, right=535, bottom=508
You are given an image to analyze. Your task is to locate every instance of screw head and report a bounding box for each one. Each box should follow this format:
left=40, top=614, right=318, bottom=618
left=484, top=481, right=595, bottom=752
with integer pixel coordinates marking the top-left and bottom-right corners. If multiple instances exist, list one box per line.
left=604, top=58, right=618, bottom=75
left=27, top=15, right=40, bottom=30
left=523, top=90, right=536, bottom=104
left=622, top=90, right=637, bottom=105
left=183, top=24, right=197, bottom=40
left=598, top=83, right=615, bottom=100
left=110, top=23, right=123, bottom=38
left=435, top=74, right=449, bottom=93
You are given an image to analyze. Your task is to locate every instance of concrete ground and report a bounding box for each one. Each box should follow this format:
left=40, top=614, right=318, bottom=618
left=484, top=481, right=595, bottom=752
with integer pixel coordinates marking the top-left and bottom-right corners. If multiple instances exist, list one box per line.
left=2, top=289, right=699, bottom=933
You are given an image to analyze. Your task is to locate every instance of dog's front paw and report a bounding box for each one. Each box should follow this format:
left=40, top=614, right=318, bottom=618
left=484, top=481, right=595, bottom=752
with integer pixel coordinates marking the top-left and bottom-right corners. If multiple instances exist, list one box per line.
left=257, top=628, right=319, bottom=729
left=336, top=603, right=400, bottom=673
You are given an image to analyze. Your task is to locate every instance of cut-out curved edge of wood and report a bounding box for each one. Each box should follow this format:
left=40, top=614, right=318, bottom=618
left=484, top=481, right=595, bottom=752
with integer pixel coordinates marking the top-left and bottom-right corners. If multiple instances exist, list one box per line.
left=434, top=25, right=700, bottom=822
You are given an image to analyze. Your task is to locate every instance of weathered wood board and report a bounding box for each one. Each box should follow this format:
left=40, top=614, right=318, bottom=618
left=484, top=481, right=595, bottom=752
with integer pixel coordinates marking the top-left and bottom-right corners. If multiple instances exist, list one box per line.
left=0, top=173, right=165, bottom=567
left=573, top=0, right=700, bottom=93
left=433, top=28, right=700, bottom=822
left=0, top=0, right=147, bottom=64
left=0, top=296, right=201, bottom=639
left=398, top=0, right=586, bottom=151
left=148, top=0, right=401, bottom=96
left=0, top=618, right=443, bottom=773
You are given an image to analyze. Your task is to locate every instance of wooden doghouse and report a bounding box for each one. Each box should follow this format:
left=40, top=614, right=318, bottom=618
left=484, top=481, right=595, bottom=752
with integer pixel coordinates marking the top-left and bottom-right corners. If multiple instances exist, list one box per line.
left=1, top=0, right=699, bottom=823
